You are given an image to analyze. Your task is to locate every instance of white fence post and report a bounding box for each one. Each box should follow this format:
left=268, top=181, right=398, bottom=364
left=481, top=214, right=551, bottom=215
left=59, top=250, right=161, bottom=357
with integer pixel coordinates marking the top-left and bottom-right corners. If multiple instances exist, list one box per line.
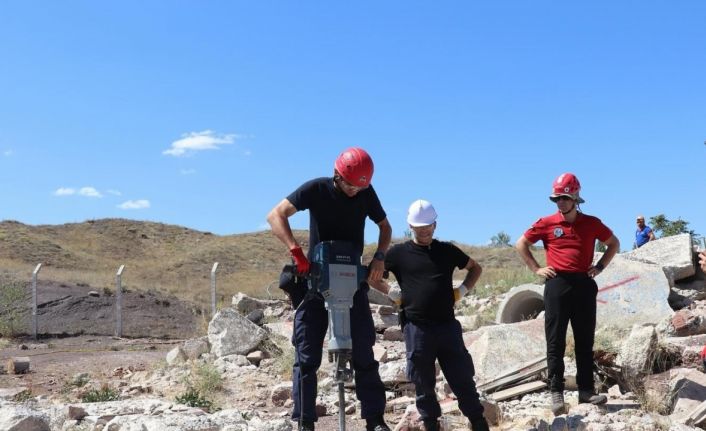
left=31, top=263, right=42, bottom=340
left=211, top=262, right=219, bottom=317
left=115, top=265, right=125, bottom=337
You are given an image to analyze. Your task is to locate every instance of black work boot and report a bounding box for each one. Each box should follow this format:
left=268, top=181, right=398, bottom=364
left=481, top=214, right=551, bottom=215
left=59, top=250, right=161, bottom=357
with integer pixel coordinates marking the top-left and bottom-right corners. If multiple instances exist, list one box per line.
left=470, top=417, right=490, bottom=431
left=298, top=420, right=315, bottom=431
left=579, top=390, right=607, bottom=405
left=366, top=415, right=391, bottom=431
left=550, top=391, right=566, bottom=416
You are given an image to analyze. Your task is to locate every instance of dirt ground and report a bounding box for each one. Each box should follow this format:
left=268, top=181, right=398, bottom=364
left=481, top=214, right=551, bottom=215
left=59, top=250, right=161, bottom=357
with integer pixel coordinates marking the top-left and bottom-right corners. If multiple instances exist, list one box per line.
left=0, top=282, right=382, bottom=430
left=0, top=335, right=176, bottom=397
left=1, top=281, right=199, bottom=396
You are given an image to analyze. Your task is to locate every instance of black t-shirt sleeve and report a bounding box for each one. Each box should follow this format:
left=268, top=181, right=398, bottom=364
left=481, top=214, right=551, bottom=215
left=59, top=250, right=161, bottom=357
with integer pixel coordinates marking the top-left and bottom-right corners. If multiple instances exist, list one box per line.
left=384, top=244, right=399, bottom=273
left=366, top=186, right=386, bottom=224
left=449, top=244, right=471, bottom=270
left=286, top=178, right=319, bottom=212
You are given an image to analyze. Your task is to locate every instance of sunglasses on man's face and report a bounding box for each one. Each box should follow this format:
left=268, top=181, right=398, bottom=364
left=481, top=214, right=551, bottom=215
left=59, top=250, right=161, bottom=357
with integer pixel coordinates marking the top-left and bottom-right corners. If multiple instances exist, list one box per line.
left=550, top=195, right=574, bottom=202
left=336, top=176, right=367, bottom=192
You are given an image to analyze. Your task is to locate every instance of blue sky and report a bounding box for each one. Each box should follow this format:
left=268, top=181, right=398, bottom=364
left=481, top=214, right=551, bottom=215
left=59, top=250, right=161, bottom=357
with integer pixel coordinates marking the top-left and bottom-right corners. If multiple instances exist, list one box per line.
left=1, top=1, right=704, bottom=251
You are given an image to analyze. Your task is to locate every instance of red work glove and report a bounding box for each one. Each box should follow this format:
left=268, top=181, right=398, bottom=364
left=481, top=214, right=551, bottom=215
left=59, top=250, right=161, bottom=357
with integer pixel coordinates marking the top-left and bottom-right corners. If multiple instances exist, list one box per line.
left=290, top=246, right=310, bottom=275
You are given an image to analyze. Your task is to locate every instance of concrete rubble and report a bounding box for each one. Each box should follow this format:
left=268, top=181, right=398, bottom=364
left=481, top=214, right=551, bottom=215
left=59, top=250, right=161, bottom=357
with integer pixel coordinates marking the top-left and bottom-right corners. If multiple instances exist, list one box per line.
left=5, top=235, right=706, bottom=430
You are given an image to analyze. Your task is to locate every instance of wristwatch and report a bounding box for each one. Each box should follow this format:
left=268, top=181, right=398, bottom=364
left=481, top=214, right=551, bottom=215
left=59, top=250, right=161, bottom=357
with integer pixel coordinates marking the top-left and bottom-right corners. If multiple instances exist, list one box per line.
left=373, top=251, right=386, bottom=261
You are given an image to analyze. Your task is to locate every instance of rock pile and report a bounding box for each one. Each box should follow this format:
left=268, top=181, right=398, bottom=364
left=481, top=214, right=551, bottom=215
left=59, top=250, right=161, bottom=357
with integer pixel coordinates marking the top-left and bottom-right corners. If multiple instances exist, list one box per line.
left=3, top=234, right=706, bottom=430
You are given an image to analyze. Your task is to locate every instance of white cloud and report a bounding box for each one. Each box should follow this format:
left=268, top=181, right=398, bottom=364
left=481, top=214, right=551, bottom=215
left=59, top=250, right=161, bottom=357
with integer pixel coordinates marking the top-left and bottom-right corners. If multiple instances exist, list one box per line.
left=106, top=189, right=122, bottom=196
left=118, top=199, right=151, bottom=210
left=79, top=187, right=103, bottom=198
left=163, top=130, right=238, bottom=157
left=54, top=187, right=76, bottom=196
left=180, top=168, right=197, bottom=175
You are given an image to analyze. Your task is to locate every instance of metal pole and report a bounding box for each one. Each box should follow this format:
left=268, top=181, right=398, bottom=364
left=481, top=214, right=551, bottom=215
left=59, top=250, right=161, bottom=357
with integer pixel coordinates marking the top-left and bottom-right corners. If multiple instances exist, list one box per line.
left=31, top=263, right=42, bottom=340
left=115, top=265, right=125, bottom=337
left=211, top=262, right=219, bottom=317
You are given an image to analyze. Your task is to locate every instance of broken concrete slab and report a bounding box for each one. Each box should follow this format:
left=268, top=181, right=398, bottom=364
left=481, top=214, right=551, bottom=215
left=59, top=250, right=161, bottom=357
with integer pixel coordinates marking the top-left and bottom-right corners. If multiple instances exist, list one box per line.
left=165, top=346, right=187, bottom=365
left=368, top=286, right=395, bottom=306
left=593, top=255, right=673, bottom=328
left=463, top=318, right=546, bottom=384
left=231, top=292, right=280, bottom=316
left=373, top=313, right=399, bottom=332
left=622, top=233, right=695, bottom=285
left=616, top=324, right=658, bottom=377
left=673, top=278, right=706, bottom=305
left=208, top=307, right=268, bottom=357
left=379, top=360, right=408, bottom=385
left=659, top=368, right=706, bottom=424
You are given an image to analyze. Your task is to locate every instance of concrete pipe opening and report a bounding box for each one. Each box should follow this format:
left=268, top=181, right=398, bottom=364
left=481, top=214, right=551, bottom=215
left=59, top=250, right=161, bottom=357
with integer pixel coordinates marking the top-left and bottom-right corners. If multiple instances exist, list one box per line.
left=496, top=284, right=545, bottom=324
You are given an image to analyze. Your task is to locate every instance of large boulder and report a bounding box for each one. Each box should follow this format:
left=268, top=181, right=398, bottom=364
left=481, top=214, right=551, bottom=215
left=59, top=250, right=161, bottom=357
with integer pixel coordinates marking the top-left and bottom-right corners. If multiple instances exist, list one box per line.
left=622, top=233, right=695, bottom=285
left=208, top=308, right=267, bottom=357
left=231, top=292, right=280, bottom=316
left=593, top=254, right=673, bottom=328
left=463, top=318, right=546, bottom=384
left=0, top=403, right=50, bottom=431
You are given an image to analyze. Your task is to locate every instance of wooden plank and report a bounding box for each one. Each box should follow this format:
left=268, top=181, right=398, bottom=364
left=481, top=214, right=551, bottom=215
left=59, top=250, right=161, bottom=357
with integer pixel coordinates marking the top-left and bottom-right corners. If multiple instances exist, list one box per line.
left=490, top=380, right=547, bottom=402
left=686, top=400, right=706, bottom=426
left=477, top=357, right=547, bottom=393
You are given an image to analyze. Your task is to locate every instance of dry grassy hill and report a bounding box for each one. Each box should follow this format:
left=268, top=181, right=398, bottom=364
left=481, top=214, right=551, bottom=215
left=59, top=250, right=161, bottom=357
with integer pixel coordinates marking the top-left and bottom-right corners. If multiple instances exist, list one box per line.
left=0, top=219, right=542, bottom=309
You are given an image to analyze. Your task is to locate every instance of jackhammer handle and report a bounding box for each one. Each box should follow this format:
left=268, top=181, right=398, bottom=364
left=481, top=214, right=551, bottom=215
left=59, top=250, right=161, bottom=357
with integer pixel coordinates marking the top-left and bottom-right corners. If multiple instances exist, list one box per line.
left=283, top=264, right=388, bottom=279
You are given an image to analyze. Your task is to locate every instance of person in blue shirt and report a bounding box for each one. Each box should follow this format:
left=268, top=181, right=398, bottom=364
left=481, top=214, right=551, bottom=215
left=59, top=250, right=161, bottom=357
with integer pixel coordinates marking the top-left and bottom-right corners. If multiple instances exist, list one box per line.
left=634, top=215, right=655, bottom=248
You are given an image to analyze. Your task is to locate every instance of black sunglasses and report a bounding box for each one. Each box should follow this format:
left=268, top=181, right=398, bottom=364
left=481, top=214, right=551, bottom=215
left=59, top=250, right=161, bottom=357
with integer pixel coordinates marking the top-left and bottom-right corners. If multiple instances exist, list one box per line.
left=550, top=195, right=574, bottom=202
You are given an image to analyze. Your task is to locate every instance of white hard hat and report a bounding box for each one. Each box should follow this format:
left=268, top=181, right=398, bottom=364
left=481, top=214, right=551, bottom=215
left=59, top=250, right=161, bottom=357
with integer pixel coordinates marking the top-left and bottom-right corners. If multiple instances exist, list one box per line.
left=407, top=199, right=437, bottom=227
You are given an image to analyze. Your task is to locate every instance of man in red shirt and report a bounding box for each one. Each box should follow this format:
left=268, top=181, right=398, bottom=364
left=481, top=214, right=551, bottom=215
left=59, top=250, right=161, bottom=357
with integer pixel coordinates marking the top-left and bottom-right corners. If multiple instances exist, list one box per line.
left=515, top=173, right=620, bottom=416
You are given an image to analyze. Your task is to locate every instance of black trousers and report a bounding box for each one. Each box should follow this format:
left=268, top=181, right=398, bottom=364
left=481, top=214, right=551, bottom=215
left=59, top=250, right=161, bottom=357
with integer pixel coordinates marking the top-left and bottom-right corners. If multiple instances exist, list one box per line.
left=543, top=273, right=598, bottom=392
left=403, top=319, right=484, bottom=422
left=291, top=285, right=386, bottom=422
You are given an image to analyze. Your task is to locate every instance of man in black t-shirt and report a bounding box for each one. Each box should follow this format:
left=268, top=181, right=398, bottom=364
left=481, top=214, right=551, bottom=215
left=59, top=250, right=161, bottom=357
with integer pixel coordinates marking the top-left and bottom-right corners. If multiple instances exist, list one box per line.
left=371, top=200, right=489, bottom=431
left=267, top=147, right=392, bottom=431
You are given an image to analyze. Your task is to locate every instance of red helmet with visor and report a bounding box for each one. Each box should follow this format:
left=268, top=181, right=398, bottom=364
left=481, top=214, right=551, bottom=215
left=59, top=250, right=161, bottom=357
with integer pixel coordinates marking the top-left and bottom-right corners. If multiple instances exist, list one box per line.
left=550, top=172, right=585, bottom=203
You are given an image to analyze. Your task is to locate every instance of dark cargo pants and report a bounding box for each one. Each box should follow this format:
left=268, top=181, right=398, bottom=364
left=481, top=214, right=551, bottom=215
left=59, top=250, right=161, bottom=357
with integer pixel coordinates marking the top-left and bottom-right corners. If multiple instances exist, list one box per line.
left=403, top=319, right=485, bottom=423
left=291, top=284, right=386, bottom=422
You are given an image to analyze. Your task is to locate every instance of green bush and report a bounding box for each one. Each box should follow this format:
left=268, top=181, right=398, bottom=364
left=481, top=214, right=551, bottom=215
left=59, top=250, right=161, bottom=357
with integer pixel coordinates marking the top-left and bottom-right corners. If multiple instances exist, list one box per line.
left=188, top=362, right=223, bottom=395
left=175, top=388, right=213, bottom=410
left=80, top=386, right=119, bottom=403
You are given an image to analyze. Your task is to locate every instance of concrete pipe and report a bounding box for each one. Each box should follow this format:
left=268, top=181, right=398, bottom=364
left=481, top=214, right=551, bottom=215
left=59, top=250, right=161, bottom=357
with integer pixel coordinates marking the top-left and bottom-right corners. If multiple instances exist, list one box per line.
left=496, top=284, right=545, bottom=324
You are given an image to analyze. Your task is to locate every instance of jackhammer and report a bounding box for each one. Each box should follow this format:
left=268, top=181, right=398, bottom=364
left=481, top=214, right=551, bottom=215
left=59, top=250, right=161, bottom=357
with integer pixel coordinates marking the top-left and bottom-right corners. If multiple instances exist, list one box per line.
left=286, top=241, right=377, bottom=431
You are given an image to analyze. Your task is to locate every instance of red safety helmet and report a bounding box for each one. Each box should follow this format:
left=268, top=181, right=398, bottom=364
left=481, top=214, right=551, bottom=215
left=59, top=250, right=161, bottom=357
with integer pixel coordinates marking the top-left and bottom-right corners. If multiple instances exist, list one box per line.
left=550, top=173, right=585, bottom=203
left=334, top=147, right=374, bottom=188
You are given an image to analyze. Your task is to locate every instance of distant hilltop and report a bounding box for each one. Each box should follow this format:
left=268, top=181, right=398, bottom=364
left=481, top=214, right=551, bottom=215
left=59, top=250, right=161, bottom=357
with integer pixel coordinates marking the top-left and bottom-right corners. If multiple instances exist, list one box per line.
left=0, top=218, right=529, bottom=307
